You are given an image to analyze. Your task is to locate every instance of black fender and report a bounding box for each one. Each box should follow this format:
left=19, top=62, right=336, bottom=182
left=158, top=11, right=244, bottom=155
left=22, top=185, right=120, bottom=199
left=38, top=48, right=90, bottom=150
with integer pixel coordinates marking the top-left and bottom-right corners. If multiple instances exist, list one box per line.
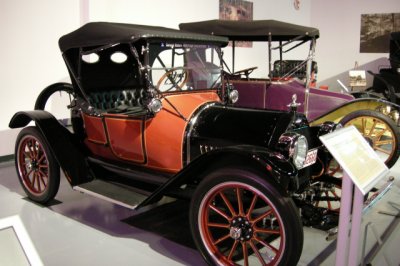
left=138, top=145, right=298, bottom=208
left=34, top=82, right=74, bottom=110
left=9, top=110, right=92, bottom=186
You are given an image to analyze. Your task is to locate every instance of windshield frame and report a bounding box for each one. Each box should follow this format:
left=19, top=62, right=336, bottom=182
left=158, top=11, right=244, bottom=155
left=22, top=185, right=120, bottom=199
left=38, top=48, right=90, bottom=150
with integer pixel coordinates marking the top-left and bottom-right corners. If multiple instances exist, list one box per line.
left=146, top=41, right=225, bottom=93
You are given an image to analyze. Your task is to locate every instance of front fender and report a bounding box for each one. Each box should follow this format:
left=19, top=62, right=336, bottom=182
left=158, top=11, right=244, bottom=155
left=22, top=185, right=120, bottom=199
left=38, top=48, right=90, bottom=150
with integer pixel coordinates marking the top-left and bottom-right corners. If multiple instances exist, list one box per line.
left=9, top=110, right=92, bottom=186
left=138, top=145, right=298, bottom=208
left=309, top=98, right=400, bottom=126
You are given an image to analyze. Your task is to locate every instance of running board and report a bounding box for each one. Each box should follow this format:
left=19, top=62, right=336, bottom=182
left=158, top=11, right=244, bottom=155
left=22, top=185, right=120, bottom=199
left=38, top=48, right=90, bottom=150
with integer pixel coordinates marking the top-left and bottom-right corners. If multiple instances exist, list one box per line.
left=73, top=180, right=150, bottom=210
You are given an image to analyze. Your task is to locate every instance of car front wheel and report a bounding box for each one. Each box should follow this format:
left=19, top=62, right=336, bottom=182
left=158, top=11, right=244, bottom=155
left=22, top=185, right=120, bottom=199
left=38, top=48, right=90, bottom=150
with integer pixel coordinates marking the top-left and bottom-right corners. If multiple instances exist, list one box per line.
left=15, top=126, right=60, bottom=204
left=190, top=167, right=303, bottom=266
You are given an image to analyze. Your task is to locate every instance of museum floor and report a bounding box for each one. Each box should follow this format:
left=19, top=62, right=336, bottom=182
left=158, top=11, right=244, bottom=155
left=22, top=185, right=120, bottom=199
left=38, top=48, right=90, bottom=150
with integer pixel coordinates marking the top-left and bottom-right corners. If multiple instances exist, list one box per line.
left=0, top=159, right=400, bottom=265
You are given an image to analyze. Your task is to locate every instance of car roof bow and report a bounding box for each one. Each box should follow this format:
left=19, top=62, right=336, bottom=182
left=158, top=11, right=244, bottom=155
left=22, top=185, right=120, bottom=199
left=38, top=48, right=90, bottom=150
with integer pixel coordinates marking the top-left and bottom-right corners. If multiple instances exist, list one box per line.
left=59, top=22, right=229, bottom=52
left=179, top=19, right=319, bottom=42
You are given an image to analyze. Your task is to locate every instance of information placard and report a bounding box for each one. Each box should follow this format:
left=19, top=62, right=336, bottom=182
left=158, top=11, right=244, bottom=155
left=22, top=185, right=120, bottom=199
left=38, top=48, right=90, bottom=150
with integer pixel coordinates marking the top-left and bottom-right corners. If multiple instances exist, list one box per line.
left=319, top=126, right=389, bottom=195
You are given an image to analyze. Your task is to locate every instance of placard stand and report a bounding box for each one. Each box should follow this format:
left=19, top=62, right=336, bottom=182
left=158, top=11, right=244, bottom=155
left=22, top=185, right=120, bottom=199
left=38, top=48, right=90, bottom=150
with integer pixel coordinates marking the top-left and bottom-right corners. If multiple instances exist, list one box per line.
left=319, top=126, right=389, bottom=266
left=335, top=172, right=365, bottom=266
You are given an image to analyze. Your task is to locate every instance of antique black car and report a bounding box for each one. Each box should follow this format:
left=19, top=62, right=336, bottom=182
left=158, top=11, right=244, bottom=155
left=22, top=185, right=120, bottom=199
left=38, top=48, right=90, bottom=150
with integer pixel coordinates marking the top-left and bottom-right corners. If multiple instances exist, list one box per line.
left=9, top=22, right=341, bottom=265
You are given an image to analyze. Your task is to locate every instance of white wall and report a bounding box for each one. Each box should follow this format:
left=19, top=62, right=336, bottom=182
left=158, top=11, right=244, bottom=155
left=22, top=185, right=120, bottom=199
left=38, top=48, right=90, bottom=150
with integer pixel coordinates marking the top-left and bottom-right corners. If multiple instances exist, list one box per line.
left=3, top=0, right=397, bottom=155
left=0, top=0, right=80, bottom=155
left=0, top=0, right=312, bottom=155
left=310, top=0, right=400, bottom=90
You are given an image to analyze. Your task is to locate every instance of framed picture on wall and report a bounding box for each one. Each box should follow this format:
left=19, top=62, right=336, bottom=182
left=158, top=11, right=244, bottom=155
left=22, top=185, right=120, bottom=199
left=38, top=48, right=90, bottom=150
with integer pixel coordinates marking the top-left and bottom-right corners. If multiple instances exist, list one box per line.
left=360, top=13, right=400, bottom=53
left=349, top=70, right=367, bottom=87
left=219, top=0, right=253, bottom=47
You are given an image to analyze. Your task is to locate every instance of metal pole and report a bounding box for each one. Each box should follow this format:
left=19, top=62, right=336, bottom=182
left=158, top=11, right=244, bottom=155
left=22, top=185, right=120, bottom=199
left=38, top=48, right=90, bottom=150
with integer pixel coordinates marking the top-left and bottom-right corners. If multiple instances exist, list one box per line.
left=347, top=186, right=365, bottom=265
left=268, top=33, right=272, bottom=79
left=335, top=172, right=353, bottom=266
left=232, top=41, right=235, bottom=73
left=304, top=38, right=315, bottom=118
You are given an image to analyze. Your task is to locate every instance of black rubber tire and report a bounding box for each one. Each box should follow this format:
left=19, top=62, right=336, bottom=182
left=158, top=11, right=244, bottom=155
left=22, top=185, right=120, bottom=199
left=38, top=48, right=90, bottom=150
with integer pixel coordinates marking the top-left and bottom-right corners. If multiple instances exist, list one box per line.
left=340, top=109, right=400, bottom=168
left=190, top=167, right=303, bottom=266
left=15, top=127, right=60, bottom=204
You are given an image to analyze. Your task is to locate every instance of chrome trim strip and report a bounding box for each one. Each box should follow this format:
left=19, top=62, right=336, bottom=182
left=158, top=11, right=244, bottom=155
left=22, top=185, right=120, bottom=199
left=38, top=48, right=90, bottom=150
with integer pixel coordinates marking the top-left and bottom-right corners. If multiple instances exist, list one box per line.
left=184, top=102, right=218, bottom=166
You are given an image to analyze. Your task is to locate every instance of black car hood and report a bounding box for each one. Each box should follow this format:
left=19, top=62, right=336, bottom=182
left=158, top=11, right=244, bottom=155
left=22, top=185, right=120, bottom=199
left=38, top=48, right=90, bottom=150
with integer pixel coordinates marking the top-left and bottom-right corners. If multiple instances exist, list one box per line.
left=189, top=104, right=301, bottom=148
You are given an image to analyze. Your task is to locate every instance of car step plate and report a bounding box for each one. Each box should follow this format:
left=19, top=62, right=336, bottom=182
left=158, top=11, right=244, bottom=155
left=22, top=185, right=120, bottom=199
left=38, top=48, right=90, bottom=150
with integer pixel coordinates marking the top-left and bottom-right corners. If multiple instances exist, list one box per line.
left=73, top=180, right=149, bottom=210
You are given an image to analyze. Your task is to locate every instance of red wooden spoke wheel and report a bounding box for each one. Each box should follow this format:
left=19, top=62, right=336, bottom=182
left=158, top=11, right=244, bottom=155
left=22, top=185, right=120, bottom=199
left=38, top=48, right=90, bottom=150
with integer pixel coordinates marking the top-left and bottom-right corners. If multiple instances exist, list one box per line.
left=18, top=135, right=49, bottom=194
left=312, top=176, right=342, bottom=212
left=15, top=127, right=60, bottom=204
left=190, top=168, right=303, bottom=266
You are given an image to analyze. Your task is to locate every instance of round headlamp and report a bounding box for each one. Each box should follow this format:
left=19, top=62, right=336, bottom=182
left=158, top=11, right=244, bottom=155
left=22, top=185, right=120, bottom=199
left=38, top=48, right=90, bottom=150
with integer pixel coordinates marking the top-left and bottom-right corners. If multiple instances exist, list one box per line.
left=293, top=135, right=308, bottom=169
left=147, top=98, right=163, bottom=114
left=277, top=132, right=309, bottom=169
left=228, top=89, right=239, bottom=104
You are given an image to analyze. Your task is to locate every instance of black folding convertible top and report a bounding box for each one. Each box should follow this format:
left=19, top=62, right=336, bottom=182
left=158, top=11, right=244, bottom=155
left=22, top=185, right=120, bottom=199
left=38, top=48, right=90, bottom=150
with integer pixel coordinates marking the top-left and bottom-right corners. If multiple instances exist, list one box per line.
left=59, top=22, right=229, bottom=52
left=179, top=19, right=319, bottom=42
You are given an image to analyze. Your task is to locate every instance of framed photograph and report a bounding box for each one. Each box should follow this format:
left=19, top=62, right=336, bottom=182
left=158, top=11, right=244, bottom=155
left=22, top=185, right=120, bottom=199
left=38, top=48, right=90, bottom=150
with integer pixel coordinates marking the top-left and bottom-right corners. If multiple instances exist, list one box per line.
left=360, top=13, right=400, bottom=53
left=349, top=70, right=367, bottom=87
left=219, top=0, right=253, bottom=47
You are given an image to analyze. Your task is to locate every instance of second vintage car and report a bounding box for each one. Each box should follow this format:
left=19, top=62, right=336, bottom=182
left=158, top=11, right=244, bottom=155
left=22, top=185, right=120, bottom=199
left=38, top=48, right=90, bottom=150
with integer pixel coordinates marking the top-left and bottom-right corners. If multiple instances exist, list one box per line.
left=180, top=19, right=400, bottom=169
left=10, top=22, right=342, bottom=265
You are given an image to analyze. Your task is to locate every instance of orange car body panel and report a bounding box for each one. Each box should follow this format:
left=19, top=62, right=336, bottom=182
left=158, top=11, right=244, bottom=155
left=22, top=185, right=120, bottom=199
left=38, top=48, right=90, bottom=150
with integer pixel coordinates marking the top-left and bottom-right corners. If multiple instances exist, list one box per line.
left=145, top=91, right=221, bottom=172
left=105, top=117, right=145, bottom=163
left=82, top=114, right=107, bottom=144
left=82, top=90, right=221, bottom=173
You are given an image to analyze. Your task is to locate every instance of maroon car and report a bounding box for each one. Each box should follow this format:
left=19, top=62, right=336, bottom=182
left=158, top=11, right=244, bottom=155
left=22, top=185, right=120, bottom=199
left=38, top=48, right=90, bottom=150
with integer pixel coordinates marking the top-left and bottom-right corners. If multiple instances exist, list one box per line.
left=180, top=19, right=400, bottom=169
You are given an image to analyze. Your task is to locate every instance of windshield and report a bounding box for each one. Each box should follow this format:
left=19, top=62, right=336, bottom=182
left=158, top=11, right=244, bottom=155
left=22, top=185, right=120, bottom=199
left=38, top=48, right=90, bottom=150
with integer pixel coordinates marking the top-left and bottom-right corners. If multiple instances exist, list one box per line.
left=149, top=42, right=223, bottom=92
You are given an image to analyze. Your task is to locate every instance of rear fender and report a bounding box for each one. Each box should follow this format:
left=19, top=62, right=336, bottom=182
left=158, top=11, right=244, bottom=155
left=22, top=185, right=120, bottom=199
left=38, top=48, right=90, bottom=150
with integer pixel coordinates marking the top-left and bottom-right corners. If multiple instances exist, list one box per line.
left=138, top=145, right=298, bottom=208
left=309, top=98, right=400, bottom=126
left=9, top=110, right=92, bottom=186
left=34, top=82, right=74, bottom=110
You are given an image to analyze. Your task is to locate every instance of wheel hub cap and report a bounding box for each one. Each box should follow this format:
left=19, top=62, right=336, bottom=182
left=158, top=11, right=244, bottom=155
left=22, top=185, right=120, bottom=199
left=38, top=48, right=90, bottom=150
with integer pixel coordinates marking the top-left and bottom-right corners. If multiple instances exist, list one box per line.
left=230, top=216, right=253, bottom=241
left=28, top=160, right=38, bottom=171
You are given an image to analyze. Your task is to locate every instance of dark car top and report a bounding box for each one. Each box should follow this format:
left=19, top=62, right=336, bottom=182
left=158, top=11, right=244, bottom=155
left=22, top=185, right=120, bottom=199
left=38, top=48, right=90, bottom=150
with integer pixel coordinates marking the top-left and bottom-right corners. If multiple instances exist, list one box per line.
left=179, top=19, right=320, bottom=41
left=59, top=21, right=229, bottom=52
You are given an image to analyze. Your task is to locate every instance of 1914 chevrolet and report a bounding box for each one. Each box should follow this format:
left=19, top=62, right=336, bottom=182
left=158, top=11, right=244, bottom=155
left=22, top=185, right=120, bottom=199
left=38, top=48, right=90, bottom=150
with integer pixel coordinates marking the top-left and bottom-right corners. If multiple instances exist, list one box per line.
left=10, top=22, right=342, bottom=265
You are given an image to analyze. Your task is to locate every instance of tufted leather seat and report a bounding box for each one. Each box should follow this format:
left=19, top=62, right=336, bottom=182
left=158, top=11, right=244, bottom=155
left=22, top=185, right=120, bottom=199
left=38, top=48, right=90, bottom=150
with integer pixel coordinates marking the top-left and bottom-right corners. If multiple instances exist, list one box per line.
left=88, top=89, right=145, bottom=111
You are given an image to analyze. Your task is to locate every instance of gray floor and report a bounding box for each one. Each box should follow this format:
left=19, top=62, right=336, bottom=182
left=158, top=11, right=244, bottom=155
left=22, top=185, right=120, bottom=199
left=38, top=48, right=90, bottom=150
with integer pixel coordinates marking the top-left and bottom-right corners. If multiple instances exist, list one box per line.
left=0, top=159, right=400, bottom=265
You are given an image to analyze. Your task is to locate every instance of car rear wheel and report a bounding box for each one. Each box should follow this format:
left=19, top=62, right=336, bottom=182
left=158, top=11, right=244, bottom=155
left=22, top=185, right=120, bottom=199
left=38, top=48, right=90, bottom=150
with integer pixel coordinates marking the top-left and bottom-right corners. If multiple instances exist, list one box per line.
left=340, top=110, right=400, bottom=168
left=190, top=167, right=303, bottom=266
left=15, top=126, right=60, bottom=204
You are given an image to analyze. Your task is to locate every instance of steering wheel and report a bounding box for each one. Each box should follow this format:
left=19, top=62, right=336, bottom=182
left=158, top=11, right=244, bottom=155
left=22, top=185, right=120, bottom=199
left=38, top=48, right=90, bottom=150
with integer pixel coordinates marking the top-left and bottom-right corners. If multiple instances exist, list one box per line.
left=157, top=67, right=188, bottom=92
left=231, top=66, right=258, bottom=80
